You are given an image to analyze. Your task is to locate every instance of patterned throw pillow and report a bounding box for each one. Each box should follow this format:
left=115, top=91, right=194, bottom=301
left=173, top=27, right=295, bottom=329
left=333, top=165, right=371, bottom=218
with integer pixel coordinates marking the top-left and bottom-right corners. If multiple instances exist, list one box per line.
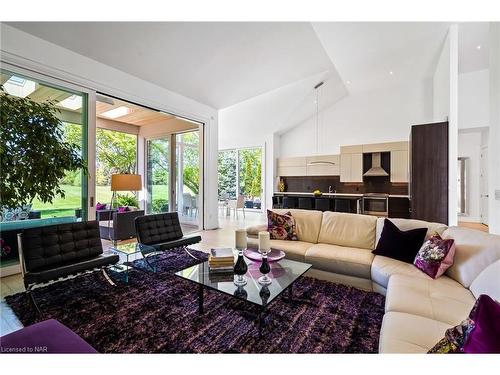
left=96, top=202, right=107, bottom=211
left=267, top=210, right=298, bottom=241
left=414, top=234, right=455, bottom=278
left=428, top=295, right=499, bottom=354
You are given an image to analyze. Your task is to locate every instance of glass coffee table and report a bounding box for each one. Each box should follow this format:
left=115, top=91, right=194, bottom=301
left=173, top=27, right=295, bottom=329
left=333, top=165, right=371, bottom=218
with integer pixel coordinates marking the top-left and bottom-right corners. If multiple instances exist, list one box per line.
left=175, top=254, right=312, bottom=336
left=108, top=242, right=159, bottom=283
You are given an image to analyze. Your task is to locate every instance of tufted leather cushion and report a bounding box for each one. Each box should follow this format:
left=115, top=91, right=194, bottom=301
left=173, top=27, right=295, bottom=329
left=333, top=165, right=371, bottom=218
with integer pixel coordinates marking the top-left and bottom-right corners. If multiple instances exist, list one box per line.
left=22, top=221, right=104, bottom=272
left=135, top=212, right=184, bottom=245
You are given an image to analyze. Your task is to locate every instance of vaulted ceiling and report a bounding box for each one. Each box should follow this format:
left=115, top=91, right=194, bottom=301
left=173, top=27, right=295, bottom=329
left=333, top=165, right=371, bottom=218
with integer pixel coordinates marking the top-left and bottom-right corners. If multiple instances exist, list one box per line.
left=7, top=21, right=491, bottom=114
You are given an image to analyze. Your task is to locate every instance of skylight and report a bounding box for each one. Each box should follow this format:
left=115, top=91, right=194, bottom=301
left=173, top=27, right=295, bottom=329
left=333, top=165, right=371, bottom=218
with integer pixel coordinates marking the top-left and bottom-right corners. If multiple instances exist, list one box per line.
left=100, top=106, right=131, bottom=119
left=59, top=95, right=83, bottom=110
left=3, top=75, right=36, bottom=98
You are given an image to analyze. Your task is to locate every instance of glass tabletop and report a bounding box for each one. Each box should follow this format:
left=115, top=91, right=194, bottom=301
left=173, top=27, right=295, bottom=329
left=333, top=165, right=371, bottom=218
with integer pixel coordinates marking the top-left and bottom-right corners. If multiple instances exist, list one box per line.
left=108, top=242, right=156, bottom=255
left=175, top=256, right=312, bottom=307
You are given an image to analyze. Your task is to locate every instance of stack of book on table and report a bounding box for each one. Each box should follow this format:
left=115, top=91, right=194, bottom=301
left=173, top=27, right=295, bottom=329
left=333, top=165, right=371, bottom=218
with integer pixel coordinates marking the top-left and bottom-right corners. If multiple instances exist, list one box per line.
left=208, top=248, right=234, bottom=272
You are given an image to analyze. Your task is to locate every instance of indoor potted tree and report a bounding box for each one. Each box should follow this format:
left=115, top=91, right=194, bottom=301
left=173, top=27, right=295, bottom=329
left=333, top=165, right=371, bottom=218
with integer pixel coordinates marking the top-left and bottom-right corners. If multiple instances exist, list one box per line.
left=0, top=85, right=87, bottom=222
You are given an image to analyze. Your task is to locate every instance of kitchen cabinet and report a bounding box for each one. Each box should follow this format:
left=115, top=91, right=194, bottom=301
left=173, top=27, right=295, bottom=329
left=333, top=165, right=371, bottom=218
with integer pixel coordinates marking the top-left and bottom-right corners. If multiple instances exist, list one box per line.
left=278, top=155, right=340, bottom=176
left=277, top=156, right=307, bottom=176
left=390, top=150, right=409, bottom=183
left=305, top=155, right=340, bottom=176
left=340, top=152, right=363, bottom=182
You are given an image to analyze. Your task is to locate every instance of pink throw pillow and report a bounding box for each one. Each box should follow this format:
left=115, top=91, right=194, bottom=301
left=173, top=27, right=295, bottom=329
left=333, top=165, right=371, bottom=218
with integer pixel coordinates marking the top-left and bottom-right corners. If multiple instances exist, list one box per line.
left=267, top=210, right=298, bottom=241
left=414, top=234, right=455, bottom=278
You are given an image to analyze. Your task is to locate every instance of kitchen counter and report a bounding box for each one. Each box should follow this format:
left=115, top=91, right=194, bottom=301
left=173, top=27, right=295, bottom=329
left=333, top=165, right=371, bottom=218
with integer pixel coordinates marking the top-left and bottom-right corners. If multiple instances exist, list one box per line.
left=274, top=191, right=362, bottom=198
left=274, top=192, right=409, bottom=199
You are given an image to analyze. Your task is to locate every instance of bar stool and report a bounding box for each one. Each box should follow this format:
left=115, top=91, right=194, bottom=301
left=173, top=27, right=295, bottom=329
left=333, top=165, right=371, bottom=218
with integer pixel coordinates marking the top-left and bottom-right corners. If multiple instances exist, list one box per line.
left=272, top=196, right=281, bottom=209
left=298, top=197, right=313, bottom=210
left=282, top=196, right=297, bottom=209
left=314, top=198, right=330, bottom=211
left=334, top=198, right=351, bottom=213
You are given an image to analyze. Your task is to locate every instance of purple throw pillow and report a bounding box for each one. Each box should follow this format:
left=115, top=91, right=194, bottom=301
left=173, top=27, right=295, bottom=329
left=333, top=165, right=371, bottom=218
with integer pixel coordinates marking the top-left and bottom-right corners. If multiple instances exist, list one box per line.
left=117, top=206, right=129, bottom=213
left=96, top=202, right=107, bottom=211
left=414, top=234, right=455, bottom=279
left=372, top=219, right=427, bottom=263
left=267, top=210, right=298, bottom=241
left=463, top=295, right=500, bottom=353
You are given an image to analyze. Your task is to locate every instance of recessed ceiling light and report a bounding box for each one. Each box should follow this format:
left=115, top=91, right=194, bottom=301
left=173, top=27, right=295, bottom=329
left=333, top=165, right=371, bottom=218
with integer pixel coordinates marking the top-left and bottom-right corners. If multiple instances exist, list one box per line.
left=100, top=106, right=131, bottom=119
left=346, top=80, right=351, bottom=85
left=477, top=45, right=482, bottom=50
left=389, top=71, right=394, bottom=75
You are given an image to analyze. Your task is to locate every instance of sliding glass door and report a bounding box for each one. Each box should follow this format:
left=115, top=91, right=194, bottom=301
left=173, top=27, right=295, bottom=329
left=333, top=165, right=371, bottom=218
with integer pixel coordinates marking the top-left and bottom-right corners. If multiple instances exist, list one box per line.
left=146, top=138, right=170, bottom=214
left=0, top=68, right=88, bottom=222
left=174, top=130, right=200, bottom=232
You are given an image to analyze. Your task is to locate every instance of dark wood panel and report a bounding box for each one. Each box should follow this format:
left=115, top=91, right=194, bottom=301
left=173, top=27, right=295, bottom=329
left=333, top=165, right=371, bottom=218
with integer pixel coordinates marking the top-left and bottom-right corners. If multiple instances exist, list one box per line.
left=410, top=122, right=449, bottom=224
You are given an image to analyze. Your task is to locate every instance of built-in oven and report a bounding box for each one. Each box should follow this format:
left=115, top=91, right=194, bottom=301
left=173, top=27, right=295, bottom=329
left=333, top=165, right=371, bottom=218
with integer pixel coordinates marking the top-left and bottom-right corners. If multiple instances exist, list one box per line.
left=362, top=193, right=389, bottom=217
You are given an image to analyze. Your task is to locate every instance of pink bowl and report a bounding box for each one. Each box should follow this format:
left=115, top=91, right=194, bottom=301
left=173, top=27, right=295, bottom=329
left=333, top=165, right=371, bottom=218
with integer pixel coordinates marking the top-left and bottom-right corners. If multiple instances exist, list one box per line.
left=243, top=248, right=285, bottom=263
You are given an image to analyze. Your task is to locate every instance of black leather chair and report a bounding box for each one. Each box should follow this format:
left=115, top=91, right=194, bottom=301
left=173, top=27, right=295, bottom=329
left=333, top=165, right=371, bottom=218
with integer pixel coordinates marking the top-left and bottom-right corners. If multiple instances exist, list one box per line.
left=135, top=212, right=201, bottom=256
left=97, top=209, right=145, bottom=244
left=17, top=221, right=119, bottom=313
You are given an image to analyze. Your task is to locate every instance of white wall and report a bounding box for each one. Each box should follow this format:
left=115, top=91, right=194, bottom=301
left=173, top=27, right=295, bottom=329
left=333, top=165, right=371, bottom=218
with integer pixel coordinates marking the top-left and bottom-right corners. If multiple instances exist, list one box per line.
left=433, top=34, right=451, bottom=121
left=459, top=69, right=490, bottom=129
left=0, top=24, right=219, bottom=229
left=488, top=23, right=500, bottom=234
left=458, top=129, right=485, bottom=222
left=279, top=80, right=434, bottom=157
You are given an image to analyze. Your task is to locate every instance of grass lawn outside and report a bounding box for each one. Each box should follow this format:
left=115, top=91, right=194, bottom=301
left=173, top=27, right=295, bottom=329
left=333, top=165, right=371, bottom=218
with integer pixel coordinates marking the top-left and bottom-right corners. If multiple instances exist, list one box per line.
left=30, top=184, right=174, bottom=218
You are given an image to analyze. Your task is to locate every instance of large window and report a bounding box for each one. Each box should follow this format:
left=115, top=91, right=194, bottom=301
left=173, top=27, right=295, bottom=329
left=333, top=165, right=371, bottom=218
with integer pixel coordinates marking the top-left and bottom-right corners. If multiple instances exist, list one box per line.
left=218, top=147, right=263, bottom=210
left=95, top=128, right=137, bottom=206
left=1, top=69, right=88, bottom=221
left=146, top=138, right=170, bottom=214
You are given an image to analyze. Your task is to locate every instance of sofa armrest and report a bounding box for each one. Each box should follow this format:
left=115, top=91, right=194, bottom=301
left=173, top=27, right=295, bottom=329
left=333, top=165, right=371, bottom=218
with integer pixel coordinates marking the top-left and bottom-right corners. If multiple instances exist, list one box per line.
left=246, top=224, right=267, bottom=238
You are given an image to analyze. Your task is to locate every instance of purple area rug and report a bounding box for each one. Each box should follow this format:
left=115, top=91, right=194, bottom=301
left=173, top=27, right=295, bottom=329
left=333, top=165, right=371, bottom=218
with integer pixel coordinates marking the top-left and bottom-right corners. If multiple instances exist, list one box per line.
left=5, top=248, right=385, bottom=353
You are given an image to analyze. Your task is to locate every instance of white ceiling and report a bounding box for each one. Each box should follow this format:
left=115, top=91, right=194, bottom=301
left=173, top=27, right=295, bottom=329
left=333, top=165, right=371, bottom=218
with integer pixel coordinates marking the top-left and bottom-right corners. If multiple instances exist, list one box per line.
left=312, top=22, right=451, bottom=93
left=7, top=22, right=491, bottom=112
left=7, top=22, right=334, bottom=109
left=458, top=22, right=490, bottom=73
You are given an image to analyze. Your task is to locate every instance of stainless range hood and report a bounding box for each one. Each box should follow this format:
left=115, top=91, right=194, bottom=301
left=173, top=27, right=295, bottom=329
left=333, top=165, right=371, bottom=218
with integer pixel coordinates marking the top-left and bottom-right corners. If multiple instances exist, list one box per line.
left=363, top=152, right=389, bottom=177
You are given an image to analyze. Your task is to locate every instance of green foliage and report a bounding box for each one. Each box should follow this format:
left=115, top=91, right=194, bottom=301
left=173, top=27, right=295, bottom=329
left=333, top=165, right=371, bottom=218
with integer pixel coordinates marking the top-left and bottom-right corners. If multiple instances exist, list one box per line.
left=96, top=128, right=137, bottom=185
left=151, top=198, right=168, bottom=213
left=114, top=194, right=139, bottom=208
left=0, top=86, right=87, bottom=208
left=239, top=148, right=262, bottom=198
left=218, top=150, right=237, bottom=198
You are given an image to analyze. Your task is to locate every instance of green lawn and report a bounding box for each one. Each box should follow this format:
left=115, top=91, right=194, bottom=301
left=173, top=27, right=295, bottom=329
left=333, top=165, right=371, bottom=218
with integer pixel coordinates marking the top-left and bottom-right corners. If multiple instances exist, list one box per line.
left=30, top=184, right=174, bottom=218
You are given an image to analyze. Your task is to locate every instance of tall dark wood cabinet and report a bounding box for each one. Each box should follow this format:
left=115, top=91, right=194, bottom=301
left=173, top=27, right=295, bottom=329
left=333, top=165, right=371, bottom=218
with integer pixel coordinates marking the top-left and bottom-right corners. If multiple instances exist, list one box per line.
left=410, top=121, right=449, bottom=224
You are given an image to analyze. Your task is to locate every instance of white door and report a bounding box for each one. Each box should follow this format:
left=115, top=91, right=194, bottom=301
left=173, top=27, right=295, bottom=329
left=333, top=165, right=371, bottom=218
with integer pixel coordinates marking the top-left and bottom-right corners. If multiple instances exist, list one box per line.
left=480, top=146, right=489, bottom=225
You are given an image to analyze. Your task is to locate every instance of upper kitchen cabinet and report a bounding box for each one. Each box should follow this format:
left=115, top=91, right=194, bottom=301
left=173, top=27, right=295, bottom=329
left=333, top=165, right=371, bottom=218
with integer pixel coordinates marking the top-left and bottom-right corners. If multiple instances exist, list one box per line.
left=277, top=156, right=307, bottom=176
left=305, top=155, right=340, bottom=176
left=340, top=146, right=363, bottom=183
left=390, top=142, right=409, bottom=183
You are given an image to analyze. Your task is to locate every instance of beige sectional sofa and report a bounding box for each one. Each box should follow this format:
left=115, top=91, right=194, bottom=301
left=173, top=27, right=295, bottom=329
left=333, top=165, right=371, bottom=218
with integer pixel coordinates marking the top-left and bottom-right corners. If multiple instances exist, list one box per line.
left=246, top=209, right=500, bottom=353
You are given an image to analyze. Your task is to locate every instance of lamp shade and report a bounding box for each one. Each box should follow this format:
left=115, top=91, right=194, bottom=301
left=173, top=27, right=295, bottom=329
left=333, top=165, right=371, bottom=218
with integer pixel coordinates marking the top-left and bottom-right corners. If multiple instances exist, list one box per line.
left=111, top=174, right=142, bottom=191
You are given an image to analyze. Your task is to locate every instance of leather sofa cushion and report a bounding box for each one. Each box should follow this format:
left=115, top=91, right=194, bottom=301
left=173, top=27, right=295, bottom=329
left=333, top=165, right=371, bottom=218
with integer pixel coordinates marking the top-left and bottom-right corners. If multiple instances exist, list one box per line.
left=379, top=312, right=451, bottom=353
left=371, top=255, right=431, bottom=288
left=469, top=259, right=500, bottom=300
left=25, top=253, right=119, bottom=285
left=318, top=212, right=377, bottom=250
left=21, top=221, right=103, bottom=272
left=151, top=235, right=202, bottom=251
left=375, top=218, right=447, bottom=246
left=385, top=274, right=476, bottom=325
left=135, top=212, right=184, bottom=245
left=305, top=243, right=374, bottom=279
left=442, top=227, right=500, bottom=288
left=246, top=224, right=267, bottom=238
left=247, top=237, right=312, bottom=262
